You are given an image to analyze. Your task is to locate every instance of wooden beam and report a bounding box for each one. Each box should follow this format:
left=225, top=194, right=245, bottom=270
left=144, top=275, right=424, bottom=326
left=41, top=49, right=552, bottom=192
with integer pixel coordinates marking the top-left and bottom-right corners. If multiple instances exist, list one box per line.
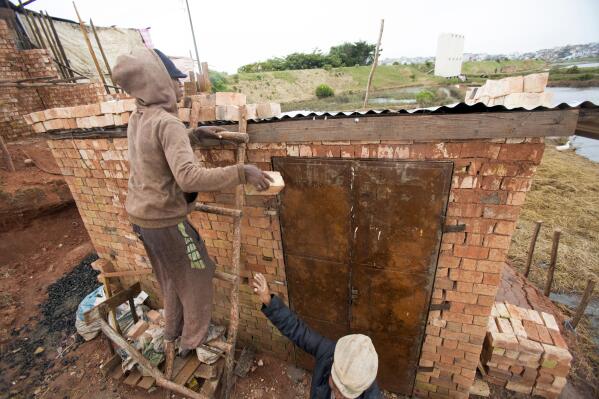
left=544, top=229, right=561, bottom=297
left=246, top=109, right=579, bottom=143
left=72, top=2, right=109, bottom=94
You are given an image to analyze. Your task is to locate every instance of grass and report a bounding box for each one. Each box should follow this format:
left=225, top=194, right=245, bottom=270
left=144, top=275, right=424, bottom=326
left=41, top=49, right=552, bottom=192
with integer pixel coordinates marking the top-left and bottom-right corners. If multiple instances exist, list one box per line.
left=508, top=145, right=599, bottom=294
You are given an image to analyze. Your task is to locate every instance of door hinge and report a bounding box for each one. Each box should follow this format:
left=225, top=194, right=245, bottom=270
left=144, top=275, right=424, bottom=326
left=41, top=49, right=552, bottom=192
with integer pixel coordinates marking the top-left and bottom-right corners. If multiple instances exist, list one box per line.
left=429, top=302, right=451, bottom=311
left=443, top=224, right=466, bottom=233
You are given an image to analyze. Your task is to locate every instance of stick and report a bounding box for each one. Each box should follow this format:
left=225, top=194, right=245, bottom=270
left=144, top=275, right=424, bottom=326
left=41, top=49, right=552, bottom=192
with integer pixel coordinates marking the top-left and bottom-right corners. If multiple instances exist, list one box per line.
left=90, top=19, right=118, bottom=92
left=45, top=10, right=74, bottom=78
left=20, top=4, right=42, bottom=48
left=221, top=105, right=247, bottom=399
left=185, top=0, right=202, bottom=75
left=569, top=278, right=596, bottom=329
left=363, top=19, right=384, bottom=108
left=0, top=135, right=16, bottom=172
left=40, top=11, right=68, bottom=77
left=544, top=229, right=561, bottom=296
left=96, top=318, right=207, bottom=399
left=524, top=220, right=542, bottom=278
left=72, top=2, right=109, bottom=94
left=27, top=9, right=47, bottom=49
left=36, top=10, right=67, bottom=78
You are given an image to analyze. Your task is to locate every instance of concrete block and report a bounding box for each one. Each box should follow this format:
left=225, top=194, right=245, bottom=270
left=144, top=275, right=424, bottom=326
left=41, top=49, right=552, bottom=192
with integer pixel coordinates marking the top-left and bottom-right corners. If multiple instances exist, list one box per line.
left=523, top=72, right=549, bottom=93
left=245, top=171, right=285, bottom=196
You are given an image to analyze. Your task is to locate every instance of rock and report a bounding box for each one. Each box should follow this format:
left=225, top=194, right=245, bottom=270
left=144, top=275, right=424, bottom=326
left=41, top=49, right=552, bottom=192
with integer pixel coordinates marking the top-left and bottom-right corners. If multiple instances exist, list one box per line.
left=24, top=159, right=34, bottom=167
left=257, top=359, right=264, bottom=367
left=34, top=346, right=45, bottom=355
left=286, top=365, right=306, bottom=383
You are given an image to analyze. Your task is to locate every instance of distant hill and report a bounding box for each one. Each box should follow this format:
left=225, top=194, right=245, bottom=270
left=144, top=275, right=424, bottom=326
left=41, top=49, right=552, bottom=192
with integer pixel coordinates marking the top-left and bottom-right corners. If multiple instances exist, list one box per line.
left=382, top=42, right=599, bottom=65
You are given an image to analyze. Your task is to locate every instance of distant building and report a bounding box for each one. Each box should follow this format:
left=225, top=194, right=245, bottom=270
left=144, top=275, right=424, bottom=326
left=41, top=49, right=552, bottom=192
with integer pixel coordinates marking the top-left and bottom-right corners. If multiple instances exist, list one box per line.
left=434, top=33, right=465, bottom=77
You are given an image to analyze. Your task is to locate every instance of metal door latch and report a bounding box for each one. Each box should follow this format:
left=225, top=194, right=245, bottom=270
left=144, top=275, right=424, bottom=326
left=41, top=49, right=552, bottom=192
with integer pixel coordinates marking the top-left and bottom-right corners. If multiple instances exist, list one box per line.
left=350, top=287, right=359, bottom=304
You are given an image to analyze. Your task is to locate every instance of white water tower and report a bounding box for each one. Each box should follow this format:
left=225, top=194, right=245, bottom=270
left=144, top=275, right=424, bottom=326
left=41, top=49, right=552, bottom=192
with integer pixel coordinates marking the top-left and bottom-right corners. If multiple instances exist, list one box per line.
left=434, top=33, right=465, bottom=77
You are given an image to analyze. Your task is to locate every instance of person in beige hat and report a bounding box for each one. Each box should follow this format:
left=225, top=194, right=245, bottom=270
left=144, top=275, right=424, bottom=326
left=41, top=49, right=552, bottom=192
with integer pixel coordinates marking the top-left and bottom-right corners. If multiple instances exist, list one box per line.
left=253, top=273, right=381, bottom=398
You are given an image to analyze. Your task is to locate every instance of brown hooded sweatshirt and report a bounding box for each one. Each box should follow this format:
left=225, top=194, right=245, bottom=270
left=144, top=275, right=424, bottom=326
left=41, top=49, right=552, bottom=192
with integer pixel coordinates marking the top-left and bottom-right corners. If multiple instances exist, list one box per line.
left=113, top=48, right=245, bottom=228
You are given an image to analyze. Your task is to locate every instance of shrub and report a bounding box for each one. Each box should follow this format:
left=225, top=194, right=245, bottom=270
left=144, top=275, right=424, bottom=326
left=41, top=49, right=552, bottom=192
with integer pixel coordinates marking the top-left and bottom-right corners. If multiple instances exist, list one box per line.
left=315, top=84, right=334, bottom=98
left=416, top=90, right=435, bottom=105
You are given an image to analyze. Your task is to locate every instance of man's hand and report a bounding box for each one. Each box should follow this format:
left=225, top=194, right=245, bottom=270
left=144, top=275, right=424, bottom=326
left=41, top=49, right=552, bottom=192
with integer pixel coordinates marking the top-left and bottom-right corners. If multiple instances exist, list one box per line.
left=244, top=165, right=274, bottom=191
left=252, top=273, right=271, bottom=306
left=191, top=126, right=227, bottom=141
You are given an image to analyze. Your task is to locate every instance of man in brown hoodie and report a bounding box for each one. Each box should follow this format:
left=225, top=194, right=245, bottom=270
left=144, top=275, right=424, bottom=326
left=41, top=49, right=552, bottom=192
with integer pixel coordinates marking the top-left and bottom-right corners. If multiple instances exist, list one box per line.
left=112, top=48, right=271, bottom=362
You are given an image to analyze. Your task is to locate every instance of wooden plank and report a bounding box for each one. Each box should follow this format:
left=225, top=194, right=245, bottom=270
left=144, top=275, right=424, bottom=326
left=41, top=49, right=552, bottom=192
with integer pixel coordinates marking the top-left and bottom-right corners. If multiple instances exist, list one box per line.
left=194, top=363, right=218, bottom=380
left=174, top=355, right=201, bottom=385
left=84, top=282, right=141, bottom=323
left=246, top=109, right=579, bottom=143
left=123, top=368, right=143, bottom=386
left=137, top=376, right=155, bottom=390
left=200, top=360, right=224, bottom=397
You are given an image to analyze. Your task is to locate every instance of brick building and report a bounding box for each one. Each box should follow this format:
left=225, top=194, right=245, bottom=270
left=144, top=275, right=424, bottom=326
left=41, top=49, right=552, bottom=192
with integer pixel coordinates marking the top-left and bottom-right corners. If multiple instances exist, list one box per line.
left=0, top=19, right=105, bottom=141
left=41, top=102, right=585, bottom=397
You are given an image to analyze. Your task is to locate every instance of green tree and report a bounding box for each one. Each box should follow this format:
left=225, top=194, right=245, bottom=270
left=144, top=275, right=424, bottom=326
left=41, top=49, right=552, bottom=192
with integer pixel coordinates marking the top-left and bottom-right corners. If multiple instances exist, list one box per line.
left=329, top=41, right=376, bottom=66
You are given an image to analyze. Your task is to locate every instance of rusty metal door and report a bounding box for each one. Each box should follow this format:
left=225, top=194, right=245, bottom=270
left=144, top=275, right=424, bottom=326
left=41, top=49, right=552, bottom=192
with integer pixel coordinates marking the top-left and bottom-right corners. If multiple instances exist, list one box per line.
left=273, top=158, right=452, bottom=395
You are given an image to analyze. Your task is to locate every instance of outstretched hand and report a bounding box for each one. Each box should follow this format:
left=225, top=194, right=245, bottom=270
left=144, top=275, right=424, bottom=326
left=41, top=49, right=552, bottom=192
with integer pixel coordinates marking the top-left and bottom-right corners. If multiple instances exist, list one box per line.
left=244, top=165, right=274, bottom=191
left=252, top=273, right=271, bottom=306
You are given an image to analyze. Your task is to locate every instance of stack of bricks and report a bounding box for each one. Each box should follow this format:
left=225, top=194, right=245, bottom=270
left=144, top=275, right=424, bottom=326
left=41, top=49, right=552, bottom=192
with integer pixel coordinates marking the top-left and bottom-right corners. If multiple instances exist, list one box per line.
left=178, top=93, right=281, bottom=125
left=24, top=99, right=136, bottom=133
left=0, top=19, right=107, bottom=141
left=482, top=301, right=572, bottom=398
left=44, top=126, right=546, bottom=397
left=465, top=73, right=553, bottom=109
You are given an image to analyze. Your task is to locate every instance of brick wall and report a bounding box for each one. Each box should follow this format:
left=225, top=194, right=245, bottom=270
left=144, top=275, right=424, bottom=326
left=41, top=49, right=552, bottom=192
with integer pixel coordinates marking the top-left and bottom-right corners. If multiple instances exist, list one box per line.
left=0, top=20, right=106, bottom=141
left=47, top=133, right=544, bottom=397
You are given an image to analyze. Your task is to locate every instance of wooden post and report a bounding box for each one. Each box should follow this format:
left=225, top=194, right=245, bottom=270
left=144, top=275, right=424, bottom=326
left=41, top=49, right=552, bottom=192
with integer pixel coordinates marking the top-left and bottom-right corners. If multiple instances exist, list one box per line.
left=185, top=0, right=202, bottom=75
left=36, top=11, right=67, bottom=78
left=0, top=135, right=16, bottom=172
left=72, top=2, right=110, bottom=94
left=20, top=4, right=42, bottom=48
left=45, top=11, right=74, bottom=78
left=569, top=278, right=596, bottom=329
left=544, top=229, right=561, bottom=297
left=363, top=19, right=384, bottom=108
left=89, top=19, right=118, bottom=92
left=28, top=10, right=47, bottom=49
left=200, top=62, right=211, bottom=93
left=524, top=220, right=543, bottom=278
left=220, top=105, right=247, bottom=399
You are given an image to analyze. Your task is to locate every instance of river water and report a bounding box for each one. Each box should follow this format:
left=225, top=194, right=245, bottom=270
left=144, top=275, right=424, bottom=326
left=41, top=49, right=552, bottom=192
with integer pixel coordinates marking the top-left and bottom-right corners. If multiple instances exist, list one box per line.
left=549, top=87, right=599, bottom=162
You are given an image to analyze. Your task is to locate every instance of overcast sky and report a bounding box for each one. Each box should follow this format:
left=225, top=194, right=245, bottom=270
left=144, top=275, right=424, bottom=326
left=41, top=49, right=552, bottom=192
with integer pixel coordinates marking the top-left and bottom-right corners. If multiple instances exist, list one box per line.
left=25, top=0, right=599, bottom=73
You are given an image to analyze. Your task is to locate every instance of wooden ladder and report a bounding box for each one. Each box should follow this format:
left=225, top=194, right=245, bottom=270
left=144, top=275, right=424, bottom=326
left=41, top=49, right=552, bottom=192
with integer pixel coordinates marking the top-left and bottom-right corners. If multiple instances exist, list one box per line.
left=89, top=108, right=250, bottom=399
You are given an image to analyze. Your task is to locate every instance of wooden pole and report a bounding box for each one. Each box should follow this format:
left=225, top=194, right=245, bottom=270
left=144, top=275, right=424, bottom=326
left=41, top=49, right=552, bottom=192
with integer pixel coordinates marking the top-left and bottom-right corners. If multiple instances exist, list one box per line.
left=363, top=19, right=384, bottom=108
left=28, top=9, right=47, bottom=49
left=185, top=0, right=202, bottom=75
left=544, top=229, right=561, bottom=296
left=0, top=135, right=16, bottom=172
left=72, top=2, right=110, bottom=94
left=36, top=10, right=67, bottom=78
left=89, top=19, right=118, bottom=92
left=221, top=105, right=246, bottom=399
left=569, top=278, right=596, bottom=329
left=20, top=4, right=42, bottom=48
left=524, top=220, right=543, bottom=278
left=45, top=11, right=74, bottom=78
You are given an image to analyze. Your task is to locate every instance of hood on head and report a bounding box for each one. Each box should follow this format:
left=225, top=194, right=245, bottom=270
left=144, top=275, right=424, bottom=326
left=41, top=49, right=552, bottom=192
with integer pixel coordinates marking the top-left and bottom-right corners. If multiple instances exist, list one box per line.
left=113, top=47, right=177, bottom=112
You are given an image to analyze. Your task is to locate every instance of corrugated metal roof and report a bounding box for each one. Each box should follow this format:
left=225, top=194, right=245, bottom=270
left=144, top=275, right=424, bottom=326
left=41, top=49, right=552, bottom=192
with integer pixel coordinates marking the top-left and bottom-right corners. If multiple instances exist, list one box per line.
left=247, top=100, right=599, bottom=124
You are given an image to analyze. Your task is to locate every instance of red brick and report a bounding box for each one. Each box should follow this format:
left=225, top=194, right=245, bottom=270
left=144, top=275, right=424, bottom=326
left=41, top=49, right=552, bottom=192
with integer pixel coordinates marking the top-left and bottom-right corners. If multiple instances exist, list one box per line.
left=476, top=260, right=504, bottom=273
left=453, top=245, right=489, bottom=260
left=482, top=205, right=520, bottom=221
left=449, top=269, right=484, bottom=283
left=446, top=291, right=478, bottom=304
left=498, top=143, right=544, bottom=163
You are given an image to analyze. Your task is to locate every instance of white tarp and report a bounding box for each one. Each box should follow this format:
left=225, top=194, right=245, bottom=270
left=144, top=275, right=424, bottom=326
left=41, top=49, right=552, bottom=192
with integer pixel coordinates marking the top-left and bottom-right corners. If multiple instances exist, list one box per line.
left=16, top=13, right=193, bottom=83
